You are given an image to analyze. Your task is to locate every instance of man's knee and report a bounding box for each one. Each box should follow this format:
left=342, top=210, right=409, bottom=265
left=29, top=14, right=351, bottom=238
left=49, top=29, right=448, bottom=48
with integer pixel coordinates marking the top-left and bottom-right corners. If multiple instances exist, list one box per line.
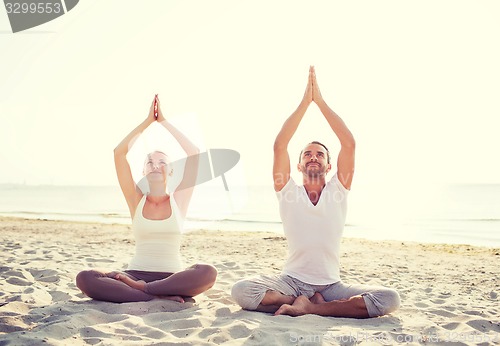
left=383, top=288, right=401, bottom=314
left=231, top=280, right=257, bottom=310
left=363, top=287, right=401, bottom=317
left=376, top=288, right=401, bottom=316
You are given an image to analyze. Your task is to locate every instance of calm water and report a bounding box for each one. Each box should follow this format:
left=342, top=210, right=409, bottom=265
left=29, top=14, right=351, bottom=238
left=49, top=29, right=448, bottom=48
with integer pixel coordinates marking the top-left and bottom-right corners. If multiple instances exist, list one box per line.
left=0, top=183, right=499, bottom=247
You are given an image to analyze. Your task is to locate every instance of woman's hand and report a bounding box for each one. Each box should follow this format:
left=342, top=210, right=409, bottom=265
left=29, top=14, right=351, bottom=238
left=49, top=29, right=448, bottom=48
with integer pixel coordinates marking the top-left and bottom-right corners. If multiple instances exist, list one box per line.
left=146, top=95, right=158, bottom=124
left=156, top=95, right=167, bottom=123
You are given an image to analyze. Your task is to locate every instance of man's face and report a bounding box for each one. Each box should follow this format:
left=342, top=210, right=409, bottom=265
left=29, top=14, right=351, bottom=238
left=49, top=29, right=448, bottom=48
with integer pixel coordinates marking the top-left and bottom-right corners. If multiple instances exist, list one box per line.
left=298, top=143, right=331, bottom=178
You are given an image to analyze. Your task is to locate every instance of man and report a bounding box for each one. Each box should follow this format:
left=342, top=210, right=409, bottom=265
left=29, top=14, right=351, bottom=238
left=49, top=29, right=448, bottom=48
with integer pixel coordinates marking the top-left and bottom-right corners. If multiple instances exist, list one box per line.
left=231, top=66, right=400, bottom=318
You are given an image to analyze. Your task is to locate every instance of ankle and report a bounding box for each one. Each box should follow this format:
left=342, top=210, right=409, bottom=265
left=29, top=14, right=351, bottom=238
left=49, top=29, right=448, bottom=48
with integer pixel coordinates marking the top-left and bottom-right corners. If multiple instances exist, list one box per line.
left=262, top=291, right=294, bottom=306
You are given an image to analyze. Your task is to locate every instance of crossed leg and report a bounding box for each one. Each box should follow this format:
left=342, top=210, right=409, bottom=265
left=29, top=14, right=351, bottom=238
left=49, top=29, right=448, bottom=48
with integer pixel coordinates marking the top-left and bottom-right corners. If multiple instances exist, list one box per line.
left=275, top=293, right=369, bottom=318
left=232, top=275, right=399, bottom=318
left=276, top=282, right=400, bottom=318
left=76, top=263, right=217, bottom=303
left=113, top=274, right=184, bottom=303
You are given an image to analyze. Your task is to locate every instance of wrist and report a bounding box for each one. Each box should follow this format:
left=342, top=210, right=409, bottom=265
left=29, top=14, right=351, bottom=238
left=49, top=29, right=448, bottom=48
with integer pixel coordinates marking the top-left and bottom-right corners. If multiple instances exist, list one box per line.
left=299, top=99, right=311, bottom=109
left=315, top=98, right=326, bottom=108
left=143, top=118, right=154, bottom=127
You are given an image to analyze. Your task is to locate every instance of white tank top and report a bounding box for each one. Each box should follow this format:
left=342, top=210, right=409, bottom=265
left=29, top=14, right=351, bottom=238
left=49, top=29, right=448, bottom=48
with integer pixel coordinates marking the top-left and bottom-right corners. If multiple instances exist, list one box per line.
left=127, top=194, right=184, bottom=272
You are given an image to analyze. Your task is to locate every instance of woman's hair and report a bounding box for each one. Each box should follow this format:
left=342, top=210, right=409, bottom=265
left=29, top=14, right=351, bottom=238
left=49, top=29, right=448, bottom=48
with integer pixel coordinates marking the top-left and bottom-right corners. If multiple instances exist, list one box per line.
left=143, top=151, right=170, bottom=166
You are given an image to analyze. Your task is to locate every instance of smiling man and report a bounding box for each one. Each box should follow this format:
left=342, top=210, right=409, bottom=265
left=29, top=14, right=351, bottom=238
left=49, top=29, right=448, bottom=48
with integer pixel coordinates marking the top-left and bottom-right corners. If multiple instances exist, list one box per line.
left=231, top=66, right=400, bottom=318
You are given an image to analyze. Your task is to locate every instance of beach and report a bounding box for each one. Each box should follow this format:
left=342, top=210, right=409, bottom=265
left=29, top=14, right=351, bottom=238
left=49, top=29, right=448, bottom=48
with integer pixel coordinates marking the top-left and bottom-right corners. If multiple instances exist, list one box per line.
left=0, top=216, right=499, bottom=345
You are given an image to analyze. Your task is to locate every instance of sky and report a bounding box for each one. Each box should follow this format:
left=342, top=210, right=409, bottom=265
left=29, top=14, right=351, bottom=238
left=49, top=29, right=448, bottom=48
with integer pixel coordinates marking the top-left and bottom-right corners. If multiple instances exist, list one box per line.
left=1, top=0, right=499, bottom=194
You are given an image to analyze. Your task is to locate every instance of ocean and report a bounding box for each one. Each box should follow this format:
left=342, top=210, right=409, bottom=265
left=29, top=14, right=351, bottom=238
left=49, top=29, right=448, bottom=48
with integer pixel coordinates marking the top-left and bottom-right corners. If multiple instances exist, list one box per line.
left=0, top=183, right=499, bottom=248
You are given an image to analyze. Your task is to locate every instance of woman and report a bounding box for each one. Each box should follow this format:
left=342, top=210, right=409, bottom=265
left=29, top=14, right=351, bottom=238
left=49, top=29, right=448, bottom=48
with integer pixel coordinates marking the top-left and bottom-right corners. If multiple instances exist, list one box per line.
left=76, top=96, right=217, bottom=303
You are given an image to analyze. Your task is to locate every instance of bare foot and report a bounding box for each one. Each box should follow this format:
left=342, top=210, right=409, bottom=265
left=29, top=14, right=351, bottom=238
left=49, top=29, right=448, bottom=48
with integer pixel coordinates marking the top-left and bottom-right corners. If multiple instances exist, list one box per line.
left=310, top=292, right=326, bottom=304
left=275, top=295, right=314, bottom=316
left=157, top=295, right=185, bottom=303
left=114, top=274, right=146, bottom=291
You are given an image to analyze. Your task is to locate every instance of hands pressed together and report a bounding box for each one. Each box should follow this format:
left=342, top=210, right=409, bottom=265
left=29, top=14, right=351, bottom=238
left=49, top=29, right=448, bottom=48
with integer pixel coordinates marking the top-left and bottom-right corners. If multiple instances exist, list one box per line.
left=302, top=65, right=324, bottom=106
left=147, top=94, right=166, bottom=123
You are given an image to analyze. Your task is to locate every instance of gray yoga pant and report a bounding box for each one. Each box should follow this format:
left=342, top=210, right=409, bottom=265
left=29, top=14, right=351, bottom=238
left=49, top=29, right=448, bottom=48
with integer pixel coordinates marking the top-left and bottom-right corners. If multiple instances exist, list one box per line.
left=231, top=274, right=400, bottom=317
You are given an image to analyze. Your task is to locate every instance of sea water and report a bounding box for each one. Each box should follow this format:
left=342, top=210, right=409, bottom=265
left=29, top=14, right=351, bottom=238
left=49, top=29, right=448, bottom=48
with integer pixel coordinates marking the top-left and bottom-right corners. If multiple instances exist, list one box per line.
left=0, top=183, right=498, bottom=247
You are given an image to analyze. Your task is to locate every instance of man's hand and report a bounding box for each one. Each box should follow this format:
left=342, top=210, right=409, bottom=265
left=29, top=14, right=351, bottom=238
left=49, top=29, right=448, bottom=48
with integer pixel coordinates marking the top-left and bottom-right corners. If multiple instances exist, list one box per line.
left=311, top=66, right=324, bottom=104
left=301, top=66, right=313, bottom=106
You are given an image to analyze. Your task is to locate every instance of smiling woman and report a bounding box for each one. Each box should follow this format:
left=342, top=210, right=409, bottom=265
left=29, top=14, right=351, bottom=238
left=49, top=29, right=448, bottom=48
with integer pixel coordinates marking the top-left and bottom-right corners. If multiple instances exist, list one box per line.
left=75, top=95, right=217, bottom=304
left=143, top=151, right=171, bottom=185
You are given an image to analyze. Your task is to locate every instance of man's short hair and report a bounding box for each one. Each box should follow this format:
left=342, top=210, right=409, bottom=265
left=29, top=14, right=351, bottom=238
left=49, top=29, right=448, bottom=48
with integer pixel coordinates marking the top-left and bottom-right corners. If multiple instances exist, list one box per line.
left=299, top=141, right=331, bottom=163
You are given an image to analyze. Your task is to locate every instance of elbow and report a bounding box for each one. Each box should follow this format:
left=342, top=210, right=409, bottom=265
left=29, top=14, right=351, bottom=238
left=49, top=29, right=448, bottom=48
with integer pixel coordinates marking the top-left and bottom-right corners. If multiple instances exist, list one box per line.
left=273, top=140, right=287, bottom=152
left=113, top=147, right=121, bottom=156
left=113, top=146, right=127, bottom=157
left=190, top=146, right=200, bottom=155
left=347, top=138, right=356, bottom=149
left=343, top=135, right=356, bottom=150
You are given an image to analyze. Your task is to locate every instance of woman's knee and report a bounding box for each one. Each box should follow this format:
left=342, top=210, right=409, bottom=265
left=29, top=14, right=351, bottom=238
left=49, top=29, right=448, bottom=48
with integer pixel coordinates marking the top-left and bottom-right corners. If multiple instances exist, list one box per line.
left=76, top=270, right=94, bottom=293
left=76, top=269, right=108, bottom=296
left=193, top=264, right=218, bottom=286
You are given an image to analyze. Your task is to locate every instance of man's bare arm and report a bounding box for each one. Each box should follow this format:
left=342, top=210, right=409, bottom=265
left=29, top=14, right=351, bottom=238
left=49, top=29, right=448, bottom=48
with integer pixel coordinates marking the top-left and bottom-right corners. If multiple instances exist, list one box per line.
left=273, top=67, right=313, bottom=191
left=312, top=67, right=355, bottom=190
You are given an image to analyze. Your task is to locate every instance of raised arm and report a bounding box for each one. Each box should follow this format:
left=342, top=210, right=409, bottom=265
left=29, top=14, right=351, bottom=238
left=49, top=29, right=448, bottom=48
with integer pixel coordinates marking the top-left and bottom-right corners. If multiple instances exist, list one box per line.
left=273, top=67, right=313, bottom=191
left=156, top=98, right=200, bottom=218
left=114, top=98, right=156, bottom=217
left=311, top=67, right=355, bottom=190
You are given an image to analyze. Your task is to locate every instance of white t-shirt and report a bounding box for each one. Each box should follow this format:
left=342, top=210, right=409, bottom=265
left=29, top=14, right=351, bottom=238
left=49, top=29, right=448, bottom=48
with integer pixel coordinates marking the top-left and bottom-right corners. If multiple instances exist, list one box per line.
left=276, top=174, right=349, bottom=285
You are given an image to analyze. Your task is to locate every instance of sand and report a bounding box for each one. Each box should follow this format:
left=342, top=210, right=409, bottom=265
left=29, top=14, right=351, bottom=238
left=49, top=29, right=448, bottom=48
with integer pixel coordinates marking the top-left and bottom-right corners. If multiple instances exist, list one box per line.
left=0, top=216, right=499, bottom=345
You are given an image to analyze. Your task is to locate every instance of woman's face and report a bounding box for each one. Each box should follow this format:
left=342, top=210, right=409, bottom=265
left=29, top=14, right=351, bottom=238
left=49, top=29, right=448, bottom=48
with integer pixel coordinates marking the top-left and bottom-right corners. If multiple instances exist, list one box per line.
left=143, top=152, right=170, bottom=183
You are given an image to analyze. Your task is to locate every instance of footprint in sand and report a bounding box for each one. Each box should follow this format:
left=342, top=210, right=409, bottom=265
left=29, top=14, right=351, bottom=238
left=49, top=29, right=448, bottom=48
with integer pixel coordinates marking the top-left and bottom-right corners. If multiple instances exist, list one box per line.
left=428, top=309, right=457, bottom=318
left=0, top=266, right=11, bottom=274
left=430, top=298, right=446, bottom=305
left=198, top=327, right=220, bottom=339
left=463, top=310, right=484, bottom=316
left=28, top=269, right=60, bottom=283
left=49, top=290, right=71, bottom=302
left=215, top=307, right=232, bottom=317
left=467, top=319, right=500, bottom=333
left=0, top=321, right=26, bottom=333
left=441, top=322, right=460, bottom=330
left=82, top=326, right=122, bottom=340
left=6, top=277, right=31, bottom=286
left=171, top=327, right=199, bottom=338
left=228, top=324, right=253, bottom=339
left=4, top=242, right=21, bottom=250
left=220, top=262, right=237, bottom=268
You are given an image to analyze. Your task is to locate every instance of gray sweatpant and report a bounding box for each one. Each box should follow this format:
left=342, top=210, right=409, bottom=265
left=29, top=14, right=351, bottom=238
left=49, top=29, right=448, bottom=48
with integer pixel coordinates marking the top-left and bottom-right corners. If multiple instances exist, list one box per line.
left=231, top=274, right=400, bottom=317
